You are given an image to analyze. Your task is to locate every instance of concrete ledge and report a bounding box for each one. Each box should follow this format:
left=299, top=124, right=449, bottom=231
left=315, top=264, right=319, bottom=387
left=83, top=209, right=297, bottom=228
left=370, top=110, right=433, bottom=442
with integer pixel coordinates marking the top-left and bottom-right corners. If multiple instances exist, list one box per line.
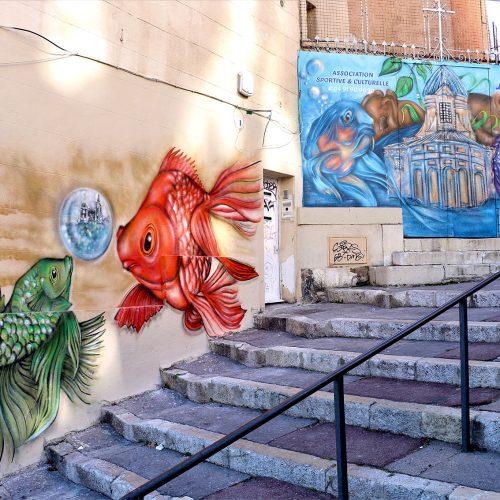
left=327, top=287, right=500, bottom=309
left=103, top=409, right=498, bottom=500
left=301, top=268, right=369, bottom=302
left=160, top=369, right=499, bottom=451
left=404, top=238, right=500, bottom=252
left=370, top=264, right=496, bottom=286
left=297, top=207, right=403, bottom=225
left=369, top=265, right=446, bottom=286
left=254, top=313, right=500, bottom=343
left=209, top=339, right=500, bottom=389
left=392, top=251, right=500, bottom=266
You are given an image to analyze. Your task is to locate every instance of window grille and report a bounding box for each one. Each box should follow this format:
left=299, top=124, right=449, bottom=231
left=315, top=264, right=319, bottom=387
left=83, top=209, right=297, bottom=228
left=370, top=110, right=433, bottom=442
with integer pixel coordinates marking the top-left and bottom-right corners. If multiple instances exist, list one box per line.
left=439, top=102, right=453, bottom=123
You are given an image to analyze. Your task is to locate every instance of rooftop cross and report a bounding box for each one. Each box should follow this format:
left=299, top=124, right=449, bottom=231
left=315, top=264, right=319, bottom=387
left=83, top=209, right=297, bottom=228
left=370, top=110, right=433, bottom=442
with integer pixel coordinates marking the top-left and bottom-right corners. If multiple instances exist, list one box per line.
left=423, top=0, right=455, bottom=61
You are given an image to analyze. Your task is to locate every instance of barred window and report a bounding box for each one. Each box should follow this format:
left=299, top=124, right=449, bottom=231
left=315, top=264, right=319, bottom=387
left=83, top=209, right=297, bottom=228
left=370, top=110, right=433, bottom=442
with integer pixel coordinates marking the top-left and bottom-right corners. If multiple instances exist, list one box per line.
left=439, top=102, right=453, bottom=124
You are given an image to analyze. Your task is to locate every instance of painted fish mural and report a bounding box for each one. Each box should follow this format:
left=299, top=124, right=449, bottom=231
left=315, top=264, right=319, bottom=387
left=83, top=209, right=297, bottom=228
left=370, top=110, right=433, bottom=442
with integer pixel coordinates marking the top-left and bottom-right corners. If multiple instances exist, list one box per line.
left=299, top=52, right=500, bottom=237
left=304, top=99, right=396, bottom=207
left=115, top=148, right=262, bottom=337
left=0, top=257, right=104, bottom=459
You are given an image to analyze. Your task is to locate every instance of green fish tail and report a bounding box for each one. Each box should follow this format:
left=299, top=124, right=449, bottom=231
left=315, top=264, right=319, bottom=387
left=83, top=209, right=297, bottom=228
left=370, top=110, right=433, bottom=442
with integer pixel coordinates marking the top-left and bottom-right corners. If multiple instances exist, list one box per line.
left=62, top=313, right=105, bottom=403
left=65, top=312, right=81, bottom=378
left=29, top=314, right=80, bottom=441
left=0, top=359, right=37, bottom=458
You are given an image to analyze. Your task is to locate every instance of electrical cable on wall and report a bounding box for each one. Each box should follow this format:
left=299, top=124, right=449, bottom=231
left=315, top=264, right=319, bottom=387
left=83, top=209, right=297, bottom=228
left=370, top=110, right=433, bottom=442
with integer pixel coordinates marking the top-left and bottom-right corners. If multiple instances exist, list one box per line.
left=0, top=25, right=299, bottom=143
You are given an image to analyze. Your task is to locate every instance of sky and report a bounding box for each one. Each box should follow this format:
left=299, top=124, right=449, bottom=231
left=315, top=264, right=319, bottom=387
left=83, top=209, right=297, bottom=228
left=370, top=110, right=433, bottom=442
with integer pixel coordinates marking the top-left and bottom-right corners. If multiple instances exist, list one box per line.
left=487, top=0, right=500, bottom=28
left=487, top=0, right=500, bottom=48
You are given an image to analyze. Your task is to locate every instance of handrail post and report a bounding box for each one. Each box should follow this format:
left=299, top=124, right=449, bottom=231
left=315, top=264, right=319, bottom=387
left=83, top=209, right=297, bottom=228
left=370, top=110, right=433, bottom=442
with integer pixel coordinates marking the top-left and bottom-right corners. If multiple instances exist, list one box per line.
left=334, top=377, right=348, bottom=499
left=459, top=299, right=470, bottom=452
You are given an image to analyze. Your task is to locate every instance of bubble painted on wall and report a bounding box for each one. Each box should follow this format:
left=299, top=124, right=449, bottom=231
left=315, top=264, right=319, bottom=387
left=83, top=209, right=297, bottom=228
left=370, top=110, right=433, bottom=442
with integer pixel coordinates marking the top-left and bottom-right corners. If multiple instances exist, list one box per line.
left=59, top=188, right=113, bottom=260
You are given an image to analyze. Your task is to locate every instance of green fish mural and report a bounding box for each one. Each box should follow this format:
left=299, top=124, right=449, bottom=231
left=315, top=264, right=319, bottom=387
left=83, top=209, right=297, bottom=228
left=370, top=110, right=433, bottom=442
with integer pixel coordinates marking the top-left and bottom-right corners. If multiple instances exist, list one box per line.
left=0, top=256, right=104, bottom=459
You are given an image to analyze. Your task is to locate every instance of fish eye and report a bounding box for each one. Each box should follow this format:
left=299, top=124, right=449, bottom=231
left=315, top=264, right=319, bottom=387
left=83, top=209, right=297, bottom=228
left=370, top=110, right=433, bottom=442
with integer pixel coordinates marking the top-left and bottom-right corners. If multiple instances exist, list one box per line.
left=50, top=267, right=58, bottom=283
left=343, top=110, right=353, bottom=124
left=142, top=225, right=156, bottom=256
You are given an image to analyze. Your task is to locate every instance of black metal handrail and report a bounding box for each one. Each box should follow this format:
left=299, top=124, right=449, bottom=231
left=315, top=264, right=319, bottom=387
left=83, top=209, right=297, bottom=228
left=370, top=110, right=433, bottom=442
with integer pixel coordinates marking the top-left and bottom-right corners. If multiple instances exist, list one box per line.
left=122, top=271, right=500, bottom=500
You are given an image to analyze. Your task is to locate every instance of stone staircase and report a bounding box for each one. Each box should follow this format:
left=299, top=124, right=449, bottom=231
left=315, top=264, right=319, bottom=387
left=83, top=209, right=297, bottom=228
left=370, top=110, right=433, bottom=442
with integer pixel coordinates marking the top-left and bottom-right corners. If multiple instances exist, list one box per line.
left=39, top=281, right=500, bottom=499
left=369, top=238, right=500, bottom=286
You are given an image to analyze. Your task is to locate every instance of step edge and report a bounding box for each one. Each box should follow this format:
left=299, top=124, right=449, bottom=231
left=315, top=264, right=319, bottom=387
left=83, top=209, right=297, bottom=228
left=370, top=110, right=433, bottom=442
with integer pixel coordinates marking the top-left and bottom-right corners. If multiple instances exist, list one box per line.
left=103, top=409, right=500, bottom=500
left=160, top=369, right=499, bottom=451
left=45, top=440, right=175, bottom=500
left=208, top=339, right=500, bottom=389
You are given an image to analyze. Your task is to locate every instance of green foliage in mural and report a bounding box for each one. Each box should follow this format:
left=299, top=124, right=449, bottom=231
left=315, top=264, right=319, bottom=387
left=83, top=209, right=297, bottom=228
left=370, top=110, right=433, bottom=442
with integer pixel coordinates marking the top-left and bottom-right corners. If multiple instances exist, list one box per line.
left=400, top=103, right=422, bottom=124
left=416, top=63, right=428, bottom=81
left=459, top=72, right=491, bottom=93
left=395, top=76, right=413, bottom=98
left=379, top=57, right=402, bottom=76
left=472, top=110, right=495, bottom=130
left=0, top=257, right=104, bottom=459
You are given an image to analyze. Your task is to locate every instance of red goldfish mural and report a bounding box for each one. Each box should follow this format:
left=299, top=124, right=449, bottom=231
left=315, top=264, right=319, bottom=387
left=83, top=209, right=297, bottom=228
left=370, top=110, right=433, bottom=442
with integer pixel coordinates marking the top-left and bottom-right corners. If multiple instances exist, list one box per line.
left=115, top=148, right=262, bottom=337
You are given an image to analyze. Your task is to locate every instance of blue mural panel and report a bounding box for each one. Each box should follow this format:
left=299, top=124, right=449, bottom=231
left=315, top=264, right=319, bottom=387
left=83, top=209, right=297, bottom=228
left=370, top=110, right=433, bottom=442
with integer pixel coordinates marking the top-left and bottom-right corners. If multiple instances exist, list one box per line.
left=298, top=52, right=500, bottom=237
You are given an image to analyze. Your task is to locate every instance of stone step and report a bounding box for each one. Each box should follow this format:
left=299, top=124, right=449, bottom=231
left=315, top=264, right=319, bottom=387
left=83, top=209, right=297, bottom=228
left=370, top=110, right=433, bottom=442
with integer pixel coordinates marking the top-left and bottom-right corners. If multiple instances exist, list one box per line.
left=0, top=462, right=106, bottom=499
left=404, top=238, right=500, bottom=253
left=369, top=264, right=499, bottom=287
left=255, top=303, right=500, bottom=343
left=327, top=282, right=500, bottom=308
left=46, top=424, right=254, bottom=500
left=46, top=408, right=336, bottom=500
left=161, top=354, right=500, bottom=452
left=209, top=332, right=500, bottom=388
left=392, top=250, right=500, bottom=266
left=96, top=392, right=500, bottom=499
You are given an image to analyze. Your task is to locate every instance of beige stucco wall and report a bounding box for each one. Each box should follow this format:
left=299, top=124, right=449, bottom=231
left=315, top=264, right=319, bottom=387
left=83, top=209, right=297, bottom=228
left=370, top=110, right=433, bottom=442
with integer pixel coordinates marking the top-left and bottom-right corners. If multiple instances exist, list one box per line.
left=297, top=207, right=404, bottom=294
left=0, top=0, right=301, bottom=474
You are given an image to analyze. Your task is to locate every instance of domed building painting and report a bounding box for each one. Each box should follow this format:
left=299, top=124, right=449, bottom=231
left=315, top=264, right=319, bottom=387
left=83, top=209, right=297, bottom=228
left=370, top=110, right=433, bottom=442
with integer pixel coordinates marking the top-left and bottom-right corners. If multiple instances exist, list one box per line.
left=384, top=66, right=496, bottom=236
left=298, top=52, right=500, bottom=238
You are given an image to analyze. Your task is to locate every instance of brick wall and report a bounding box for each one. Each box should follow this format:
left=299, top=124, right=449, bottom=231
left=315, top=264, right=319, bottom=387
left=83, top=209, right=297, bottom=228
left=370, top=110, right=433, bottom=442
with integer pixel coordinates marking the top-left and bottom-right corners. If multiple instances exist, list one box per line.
left=303, top=0, right=490, bottom=52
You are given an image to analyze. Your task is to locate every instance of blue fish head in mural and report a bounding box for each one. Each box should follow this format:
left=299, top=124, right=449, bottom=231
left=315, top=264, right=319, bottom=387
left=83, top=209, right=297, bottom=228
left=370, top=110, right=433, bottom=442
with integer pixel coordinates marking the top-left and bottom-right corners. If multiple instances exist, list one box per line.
left=304, top=100, right=393, bottom=206
left=305, top=100, right=374, bottom=175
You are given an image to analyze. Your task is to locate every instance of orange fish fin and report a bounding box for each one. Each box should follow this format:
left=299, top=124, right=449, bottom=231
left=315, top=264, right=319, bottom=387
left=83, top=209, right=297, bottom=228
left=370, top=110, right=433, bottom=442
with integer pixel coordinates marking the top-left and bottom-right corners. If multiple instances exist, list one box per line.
left=190, top=207, right=258, bottom=281
left=218, top=257, right=258, bottom=281
left=159, top=147, right=204, bottom=188
left=115, top=284, right=164, bottom=332
left=207, top=160, right=263, bottom=238
left=183, top=305, right=203, bottom=332
left=190, top=160, right=261, bottom=280
left=181, top=265, right=245, bottom=337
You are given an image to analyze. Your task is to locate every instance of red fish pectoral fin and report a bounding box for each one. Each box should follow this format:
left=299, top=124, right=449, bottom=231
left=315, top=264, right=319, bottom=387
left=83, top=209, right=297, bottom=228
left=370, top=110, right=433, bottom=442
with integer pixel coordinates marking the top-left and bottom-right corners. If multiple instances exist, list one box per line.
left=184, top=306, right=203, bottom=332
left=115, top=284, right=164, bottom=333
left=180, top=265, right=245, bottom=337
left=218, top=257, right=258, bottom=281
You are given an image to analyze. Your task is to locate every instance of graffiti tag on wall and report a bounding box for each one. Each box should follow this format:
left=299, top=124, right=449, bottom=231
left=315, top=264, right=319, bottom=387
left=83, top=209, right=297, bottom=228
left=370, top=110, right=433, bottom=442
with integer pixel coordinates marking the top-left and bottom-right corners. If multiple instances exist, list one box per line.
left=328, top=237, right=367, bottom=266
left=299, top=52, right=500, bottom=237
